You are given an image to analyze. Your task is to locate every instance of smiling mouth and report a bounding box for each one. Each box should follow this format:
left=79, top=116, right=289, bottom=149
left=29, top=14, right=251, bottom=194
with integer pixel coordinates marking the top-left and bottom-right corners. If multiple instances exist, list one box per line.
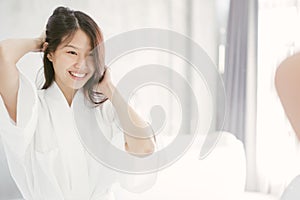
left=69, top=71, right=87, bottom=78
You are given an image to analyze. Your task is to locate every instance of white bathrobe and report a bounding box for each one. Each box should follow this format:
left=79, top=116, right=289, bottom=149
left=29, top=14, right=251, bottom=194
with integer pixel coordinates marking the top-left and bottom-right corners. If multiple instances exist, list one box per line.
left=0, top=72, right=128, bottom=200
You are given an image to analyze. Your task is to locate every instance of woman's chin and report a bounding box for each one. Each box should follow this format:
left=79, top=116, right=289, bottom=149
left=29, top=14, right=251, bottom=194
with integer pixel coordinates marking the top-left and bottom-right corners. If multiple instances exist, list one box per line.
left=69, top=80, right=87, bottom=90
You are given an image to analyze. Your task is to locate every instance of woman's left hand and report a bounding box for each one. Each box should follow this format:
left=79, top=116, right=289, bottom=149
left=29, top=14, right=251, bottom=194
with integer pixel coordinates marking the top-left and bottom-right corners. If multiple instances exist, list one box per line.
left=95, top=68, right=115, bottom=100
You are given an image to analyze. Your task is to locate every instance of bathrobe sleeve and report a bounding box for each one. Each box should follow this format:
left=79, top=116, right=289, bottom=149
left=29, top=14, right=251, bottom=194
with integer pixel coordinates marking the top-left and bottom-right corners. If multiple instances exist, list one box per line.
left=0, top=70, right=38, bottom=158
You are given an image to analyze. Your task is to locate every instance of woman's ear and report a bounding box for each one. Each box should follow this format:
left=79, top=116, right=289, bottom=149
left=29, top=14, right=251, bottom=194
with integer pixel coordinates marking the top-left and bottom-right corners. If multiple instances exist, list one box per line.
left=47, top=53, right=53, bottom=62
left=47, top=54, right=52, bottom=61
left=43, top=42, right=53, bottom=62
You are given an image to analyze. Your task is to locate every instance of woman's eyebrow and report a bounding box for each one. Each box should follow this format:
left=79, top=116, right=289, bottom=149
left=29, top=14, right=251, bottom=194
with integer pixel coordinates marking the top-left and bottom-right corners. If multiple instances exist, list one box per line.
left=64, top=44, right=80, bottom=49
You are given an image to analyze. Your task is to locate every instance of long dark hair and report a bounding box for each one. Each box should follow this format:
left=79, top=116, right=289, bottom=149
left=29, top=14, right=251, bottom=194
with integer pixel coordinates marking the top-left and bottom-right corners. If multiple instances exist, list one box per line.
left=43, top=6, right=107, bottom=105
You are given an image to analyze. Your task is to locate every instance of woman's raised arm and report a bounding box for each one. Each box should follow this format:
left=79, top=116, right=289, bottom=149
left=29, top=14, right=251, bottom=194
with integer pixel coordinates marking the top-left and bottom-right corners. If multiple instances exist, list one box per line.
left=0, top=36, right=44, bottom=122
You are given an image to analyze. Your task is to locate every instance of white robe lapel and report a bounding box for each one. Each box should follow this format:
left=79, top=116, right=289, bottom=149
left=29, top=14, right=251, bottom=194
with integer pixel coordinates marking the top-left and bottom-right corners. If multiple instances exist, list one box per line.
left=44, top=82, right=90, bottom=197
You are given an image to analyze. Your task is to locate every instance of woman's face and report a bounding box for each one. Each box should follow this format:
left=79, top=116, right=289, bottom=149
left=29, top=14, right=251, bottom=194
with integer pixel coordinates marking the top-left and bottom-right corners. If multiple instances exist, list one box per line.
left=48, top=29, right=95, bottom=93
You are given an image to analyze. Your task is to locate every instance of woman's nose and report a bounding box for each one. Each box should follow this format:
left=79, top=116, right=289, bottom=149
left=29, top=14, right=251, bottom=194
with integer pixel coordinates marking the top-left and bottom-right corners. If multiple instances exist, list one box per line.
left=75, top=56, right=87, bottom=69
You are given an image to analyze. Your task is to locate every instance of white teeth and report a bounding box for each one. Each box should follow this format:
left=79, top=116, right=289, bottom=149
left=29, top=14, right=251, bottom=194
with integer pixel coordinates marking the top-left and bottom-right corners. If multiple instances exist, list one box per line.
left=70, top=71, right=86, bottom=78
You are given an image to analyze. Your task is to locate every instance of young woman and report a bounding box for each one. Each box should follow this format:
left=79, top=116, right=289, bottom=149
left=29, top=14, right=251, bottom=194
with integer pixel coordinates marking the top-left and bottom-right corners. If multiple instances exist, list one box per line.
left=0, top=6, right=155, bottom=199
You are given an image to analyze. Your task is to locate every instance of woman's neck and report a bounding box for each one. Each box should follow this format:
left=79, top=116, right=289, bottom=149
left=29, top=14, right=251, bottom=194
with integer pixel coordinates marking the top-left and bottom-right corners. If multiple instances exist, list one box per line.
left=62, top=89, right=76, bottom=106
left=54, top=79, right=77, bottom=107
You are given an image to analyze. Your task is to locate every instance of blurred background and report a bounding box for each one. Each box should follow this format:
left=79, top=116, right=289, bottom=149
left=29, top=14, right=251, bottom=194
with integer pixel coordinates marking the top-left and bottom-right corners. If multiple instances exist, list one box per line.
left=1, top=0, right=300, bottom=199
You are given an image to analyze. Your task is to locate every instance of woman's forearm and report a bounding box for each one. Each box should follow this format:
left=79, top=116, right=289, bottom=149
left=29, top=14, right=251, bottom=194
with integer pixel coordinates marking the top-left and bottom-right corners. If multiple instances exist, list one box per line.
left=0, top=37, right=43, bottom=122
left=0, top=38, right=42, bottom=64
left=106, top=83, right=155, bottom=156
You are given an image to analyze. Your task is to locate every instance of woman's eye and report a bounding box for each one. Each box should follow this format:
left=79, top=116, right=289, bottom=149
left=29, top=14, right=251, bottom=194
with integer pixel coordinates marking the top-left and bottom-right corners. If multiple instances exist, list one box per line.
left=67, top=51, right=77, bottom=55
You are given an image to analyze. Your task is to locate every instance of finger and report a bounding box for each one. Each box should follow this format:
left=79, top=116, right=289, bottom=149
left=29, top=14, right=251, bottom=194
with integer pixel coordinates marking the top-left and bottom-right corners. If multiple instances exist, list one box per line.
left=41, top=42, right=48, bottom=52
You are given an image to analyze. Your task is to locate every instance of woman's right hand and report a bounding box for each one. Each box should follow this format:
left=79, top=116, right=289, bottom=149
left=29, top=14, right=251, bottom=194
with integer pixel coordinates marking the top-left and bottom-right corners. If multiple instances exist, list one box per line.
left=34, top=31, right=46, bottom=52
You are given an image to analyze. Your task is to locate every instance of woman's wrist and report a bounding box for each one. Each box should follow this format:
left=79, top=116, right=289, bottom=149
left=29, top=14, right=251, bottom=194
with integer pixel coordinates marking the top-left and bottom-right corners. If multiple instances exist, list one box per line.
left=35, top=31, right=46, bottom=52
left=103, top=82, right=116, bottom=100
left=33, top=37, right=44, bottom=52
